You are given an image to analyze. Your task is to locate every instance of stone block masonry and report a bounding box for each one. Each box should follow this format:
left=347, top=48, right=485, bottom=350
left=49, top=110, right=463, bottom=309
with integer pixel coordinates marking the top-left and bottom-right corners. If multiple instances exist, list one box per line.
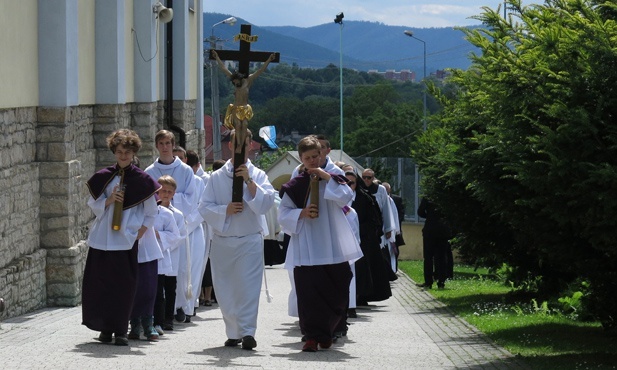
left=0, top=107, right=45, bottom=320
left=0, top=249, right=47, bottom=319
left=0, top=100, right=203, bottom=320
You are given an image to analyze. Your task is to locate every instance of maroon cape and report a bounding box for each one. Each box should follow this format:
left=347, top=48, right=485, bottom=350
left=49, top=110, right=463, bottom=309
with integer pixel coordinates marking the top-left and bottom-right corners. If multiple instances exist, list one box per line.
left=86, top=163, right=160, bottom=209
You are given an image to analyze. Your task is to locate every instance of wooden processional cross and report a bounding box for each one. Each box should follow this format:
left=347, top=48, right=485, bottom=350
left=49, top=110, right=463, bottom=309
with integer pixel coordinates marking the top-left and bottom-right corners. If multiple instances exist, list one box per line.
left=210, top=24, right=280, bottom=202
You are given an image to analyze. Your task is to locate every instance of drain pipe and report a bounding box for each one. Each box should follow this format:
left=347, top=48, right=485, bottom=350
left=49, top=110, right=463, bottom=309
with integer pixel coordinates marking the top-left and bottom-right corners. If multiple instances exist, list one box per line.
left=164, top=1, right=186, bottom=148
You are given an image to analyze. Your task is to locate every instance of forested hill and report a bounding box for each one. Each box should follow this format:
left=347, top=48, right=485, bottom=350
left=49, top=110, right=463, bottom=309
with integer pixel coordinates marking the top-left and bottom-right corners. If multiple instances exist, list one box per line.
left=205, top=13, right=480, bottom=73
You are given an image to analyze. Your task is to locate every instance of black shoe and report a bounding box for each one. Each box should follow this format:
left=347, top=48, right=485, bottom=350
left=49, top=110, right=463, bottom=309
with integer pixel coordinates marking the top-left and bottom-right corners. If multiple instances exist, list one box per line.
left=437, top=282, right=445, bottom=289
left=114, top=334, right=129, bottom=346
left=162, top=321, right=174, bottom=331
left=347, top=308, right=357, bottom=318
left=174, top=308, right=186, bottom=323
left=416, top=282, right=433, bottom=288
left=241, top=335, right=257, bottom=350
left=184, top=315, right=191, bottom=323
left=97, top=332, right=113, bottom=343
left=224, top=338, right=242, bottom=347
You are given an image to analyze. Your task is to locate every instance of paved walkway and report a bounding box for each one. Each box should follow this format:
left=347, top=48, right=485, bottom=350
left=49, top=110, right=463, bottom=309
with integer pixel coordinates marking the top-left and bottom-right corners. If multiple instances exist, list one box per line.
left=0, top=266, right=528, bottom=369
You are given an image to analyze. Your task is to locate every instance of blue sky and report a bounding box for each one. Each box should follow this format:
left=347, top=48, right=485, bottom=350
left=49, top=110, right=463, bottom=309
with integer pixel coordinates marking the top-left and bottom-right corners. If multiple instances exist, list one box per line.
left=204, top=1, right=539, bottom=28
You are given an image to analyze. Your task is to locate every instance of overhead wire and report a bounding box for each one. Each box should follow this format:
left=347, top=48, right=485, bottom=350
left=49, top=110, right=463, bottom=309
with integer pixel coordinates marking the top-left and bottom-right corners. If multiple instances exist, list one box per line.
left=358, top=130, right=421, bottom=157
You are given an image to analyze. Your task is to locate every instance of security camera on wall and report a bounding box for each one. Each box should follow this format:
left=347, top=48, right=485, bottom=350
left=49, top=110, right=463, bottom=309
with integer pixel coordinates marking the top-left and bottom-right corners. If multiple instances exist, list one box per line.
left=153, top=2, right=173, bottom=23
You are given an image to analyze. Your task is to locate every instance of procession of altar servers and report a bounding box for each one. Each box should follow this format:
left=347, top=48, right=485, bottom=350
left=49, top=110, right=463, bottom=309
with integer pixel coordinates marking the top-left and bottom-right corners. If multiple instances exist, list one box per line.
left=82, top=130, right=400, bottom=350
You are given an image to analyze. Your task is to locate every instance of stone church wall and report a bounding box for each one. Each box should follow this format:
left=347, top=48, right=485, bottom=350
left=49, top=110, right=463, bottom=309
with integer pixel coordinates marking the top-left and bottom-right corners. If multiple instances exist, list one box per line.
left=0, top=100, right=201, bottom=319
left=0, top=107, right=44, bottom=317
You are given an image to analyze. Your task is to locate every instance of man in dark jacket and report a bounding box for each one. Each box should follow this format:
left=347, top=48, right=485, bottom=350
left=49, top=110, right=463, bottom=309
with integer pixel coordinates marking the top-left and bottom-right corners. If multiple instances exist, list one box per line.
left=417, top=198, right=452, bottom=289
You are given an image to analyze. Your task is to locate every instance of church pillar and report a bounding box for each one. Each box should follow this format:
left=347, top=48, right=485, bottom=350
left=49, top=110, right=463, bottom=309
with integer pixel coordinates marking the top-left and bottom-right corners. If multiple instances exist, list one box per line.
left=95, top=0, right=125, bottom=105
left=92, top=0, right=130, bottom=169
left=37, top=107, right=95, bottom=306
left=37, top=0, right=92, bottom=307
left=38, top=0, right=79, bottom=107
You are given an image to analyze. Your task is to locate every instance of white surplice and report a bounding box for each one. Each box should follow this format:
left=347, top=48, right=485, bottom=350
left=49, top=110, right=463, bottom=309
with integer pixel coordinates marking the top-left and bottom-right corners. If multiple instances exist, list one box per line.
left=279, top=177, right=363, bottom=269
left=344, top=203, right=361, bottom=310
left=146, top=157, right=199, bottom=313
left=290, top=156, right=343, bottom=178
left=386, top=195, right=400, bottom=272
left=137, top=226, right=164, bottom=263
left=153, top=205, right=181, bottom=276
left=285, top=158, right=351, bottom=317
left=176, top=175, right=208, bottom=315
left=86, top=176, right=158, bottom=251
left=167, top=205, right=187, bottom=277
left=196, top=165, right=214, bottom=244
left=145, top=157, right=197, bottom=217
left=373, top=184, right=394, bottom=242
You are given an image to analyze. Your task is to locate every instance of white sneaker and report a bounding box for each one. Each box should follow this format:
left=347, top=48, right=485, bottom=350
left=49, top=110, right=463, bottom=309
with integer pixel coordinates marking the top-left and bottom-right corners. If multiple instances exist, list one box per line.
left=154, top=325, right=165, bottom=336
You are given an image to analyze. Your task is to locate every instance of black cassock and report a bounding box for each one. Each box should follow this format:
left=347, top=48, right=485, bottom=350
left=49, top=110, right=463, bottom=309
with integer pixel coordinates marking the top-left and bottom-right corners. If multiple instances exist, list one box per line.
left=353, top=187, right=392, bottom=303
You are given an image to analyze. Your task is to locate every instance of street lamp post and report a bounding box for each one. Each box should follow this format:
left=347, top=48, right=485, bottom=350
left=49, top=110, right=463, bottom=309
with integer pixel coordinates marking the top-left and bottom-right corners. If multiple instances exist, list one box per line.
left=207, top=17, right=236, bottom=160
left=404, top=30, right=427, bottom=222
left=334, top=12, right=344, bottom=159
left=404, top=30, right=426, bottom=131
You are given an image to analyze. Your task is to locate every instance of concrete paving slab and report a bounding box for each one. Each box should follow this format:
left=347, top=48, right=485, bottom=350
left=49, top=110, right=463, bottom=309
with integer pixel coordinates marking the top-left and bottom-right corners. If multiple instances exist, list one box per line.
left=0, top=265, right=528, bottom=369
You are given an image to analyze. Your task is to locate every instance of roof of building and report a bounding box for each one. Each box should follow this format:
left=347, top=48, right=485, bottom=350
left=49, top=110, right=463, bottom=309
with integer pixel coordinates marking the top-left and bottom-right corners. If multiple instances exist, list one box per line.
left=264, top=150, right=364, bottom=190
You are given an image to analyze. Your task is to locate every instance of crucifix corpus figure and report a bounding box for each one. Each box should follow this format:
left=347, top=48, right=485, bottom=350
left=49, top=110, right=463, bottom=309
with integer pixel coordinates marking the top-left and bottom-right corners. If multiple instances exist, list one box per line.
left=212, top=50, right=275, bottom=153
left=209, top=24, right=280, bottom=202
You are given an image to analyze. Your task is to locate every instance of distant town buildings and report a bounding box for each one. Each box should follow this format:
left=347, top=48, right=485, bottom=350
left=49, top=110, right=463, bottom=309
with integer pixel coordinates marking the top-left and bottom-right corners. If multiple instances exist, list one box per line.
left=368, top=69, right=450, bottom=82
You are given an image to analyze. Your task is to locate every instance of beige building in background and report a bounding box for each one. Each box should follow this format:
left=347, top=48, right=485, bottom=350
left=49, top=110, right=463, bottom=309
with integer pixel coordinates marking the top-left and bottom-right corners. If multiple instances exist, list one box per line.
left=0, top=0, right=205, bottom=319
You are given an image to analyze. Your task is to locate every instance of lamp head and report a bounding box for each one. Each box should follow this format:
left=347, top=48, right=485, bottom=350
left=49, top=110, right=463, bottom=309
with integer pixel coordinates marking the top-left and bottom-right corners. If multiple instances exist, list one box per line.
left=334, top=12, right=344, bottom=24
left=404, top=30, right=413, bottom=37
left=224, top=17, right=237, bottom=26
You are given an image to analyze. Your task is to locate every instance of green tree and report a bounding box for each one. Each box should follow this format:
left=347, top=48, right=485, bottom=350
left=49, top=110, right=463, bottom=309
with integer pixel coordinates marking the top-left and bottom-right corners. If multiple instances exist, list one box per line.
left=206, top=59, right=432, bottom=153
left=253, top=144, right=294, bottom=171
left=344, top=83, right=423, bottom=157
left=254, top=96, right=339, bottom=137
left=345, top=102, right=421, bottom=157
left=413, top=0, right=617, bottom=330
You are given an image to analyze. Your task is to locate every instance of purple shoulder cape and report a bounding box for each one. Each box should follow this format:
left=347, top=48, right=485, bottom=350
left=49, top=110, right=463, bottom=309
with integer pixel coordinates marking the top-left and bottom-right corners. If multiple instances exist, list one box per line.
left=279, top=170, right=348, bottom=208
left=86, top=163, right=161, bottom=210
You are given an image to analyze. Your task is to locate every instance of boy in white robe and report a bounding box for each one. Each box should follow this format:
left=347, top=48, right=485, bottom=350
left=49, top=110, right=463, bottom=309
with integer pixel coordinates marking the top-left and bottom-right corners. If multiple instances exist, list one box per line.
left=83, top=129, right=160, bottom=346
left=278, top=136, right=363, bottom=352
left=152, top=175, right=183, bottom=335
left=173, top=147, right=208, bottom=322
left=198, top=129, right=275, bottom=350
left=163, top=202, right=187, bottom=330
left=145, top=130, right=197, bottom=323
left=287, top=135, right=344, bottom=320
left=187, top=150, right=215, bottom=307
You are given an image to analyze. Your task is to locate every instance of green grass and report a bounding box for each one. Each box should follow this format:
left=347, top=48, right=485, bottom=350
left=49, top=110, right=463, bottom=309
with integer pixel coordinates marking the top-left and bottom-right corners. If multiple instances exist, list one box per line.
left=399, top=260, right=617, bottom=370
